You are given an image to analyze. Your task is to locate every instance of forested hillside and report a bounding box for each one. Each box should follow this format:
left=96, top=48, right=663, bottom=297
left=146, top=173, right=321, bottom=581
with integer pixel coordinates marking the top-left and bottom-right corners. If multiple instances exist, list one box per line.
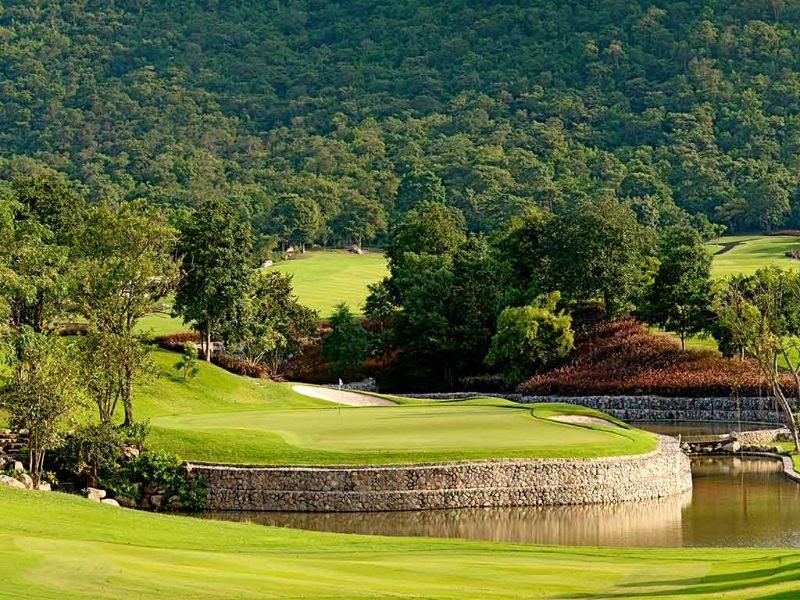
left=2, top=1, right=800, bottom=242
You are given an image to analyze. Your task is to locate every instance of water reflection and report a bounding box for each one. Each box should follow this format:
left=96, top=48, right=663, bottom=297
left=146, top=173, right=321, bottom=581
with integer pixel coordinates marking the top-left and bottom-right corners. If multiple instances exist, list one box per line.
left=204, top=457, right=800, bottom=547
left=629, top=421, right=770, bottom=436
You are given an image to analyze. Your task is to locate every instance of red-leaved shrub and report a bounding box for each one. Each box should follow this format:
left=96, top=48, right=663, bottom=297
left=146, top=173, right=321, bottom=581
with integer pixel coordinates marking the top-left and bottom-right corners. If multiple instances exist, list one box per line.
left=519, top=319, right=788, bottom=397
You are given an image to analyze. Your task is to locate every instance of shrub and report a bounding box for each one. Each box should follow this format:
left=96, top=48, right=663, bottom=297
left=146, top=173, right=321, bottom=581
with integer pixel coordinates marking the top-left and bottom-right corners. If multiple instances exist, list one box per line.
left=57, top=422, right=125, bottom=487
left=153, top=332, right=200, bottom=352
left=519, top=319, right=785, bottom=397
left=108, top=449, right=206, bottom=511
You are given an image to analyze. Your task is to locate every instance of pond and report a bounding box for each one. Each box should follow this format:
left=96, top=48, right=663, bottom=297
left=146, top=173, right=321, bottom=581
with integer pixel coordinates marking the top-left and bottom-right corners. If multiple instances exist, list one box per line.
left=201, top=422, right=800, bottom=548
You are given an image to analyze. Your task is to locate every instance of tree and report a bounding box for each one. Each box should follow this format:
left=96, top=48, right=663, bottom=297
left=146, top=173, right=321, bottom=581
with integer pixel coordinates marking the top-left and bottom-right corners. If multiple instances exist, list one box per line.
left=174, top=342, right=200, bottom=380
left=77, top=331, right=153, bottom=424
left=363, top=278, right=396, bottom=359
left=544, top=197, right=655, bottom=317
left=220, top=271, right=318, bottom=373
left=174, top=197, right=254, bottom=362
left=643, top=225, right=712, bottom=350
left=333, top=192, right=387, bottom=249
left=271, top=194, right=322, bottom=252
left=714, top=268, right=800, bottom=451
left=0, top=330, right=81, bottom=486
left=72, top=200, right=178, bottom=425
left=322, top=303, right=369, bottom=376
left=394, top=170, right=446, bottom=214
left=486, top=292, right=574, bottom=386
left=386, top=201, right=466, bottom=279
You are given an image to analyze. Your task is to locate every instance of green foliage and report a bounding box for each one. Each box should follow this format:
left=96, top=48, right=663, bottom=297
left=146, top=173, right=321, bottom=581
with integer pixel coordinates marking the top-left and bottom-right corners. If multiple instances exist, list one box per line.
left=544, top=198, right=655, bottom=317
left=0, top=329, right=81, bottom=484
left=173, top=196, right=254, bottom=361
left=322, top=303, right=369, bottom=376
left=643, top=225, right=713, bottom=349
left=174, top=342, right=200, bottom=380
left=111, top=449, right=206, bottom=511
left=58, top=422, right=125, bottom=487
left=221, top=271, right=318, bottom=374
left=486, top=292, right=575, bottom=386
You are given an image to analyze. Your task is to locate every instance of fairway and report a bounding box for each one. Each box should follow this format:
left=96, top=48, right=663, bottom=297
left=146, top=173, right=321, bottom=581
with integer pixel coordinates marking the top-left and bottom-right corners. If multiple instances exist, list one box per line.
left=709, top=235, right=800, bottom=277
left=271, top=250, right=388, bottom=316
left=135, top=351, right=654, bottom=465
left=3, top=486, right=800, bottom=599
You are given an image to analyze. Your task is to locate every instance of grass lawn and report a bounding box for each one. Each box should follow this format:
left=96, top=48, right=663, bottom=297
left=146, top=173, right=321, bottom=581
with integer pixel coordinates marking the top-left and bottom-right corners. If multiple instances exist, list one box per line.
left=271, top=249, right=388, bottom=317
left=3, top=486, right=800, bottom=599
left=709, top=235, right=800, bottom=278
left=135, top=350, right=655, bottom=465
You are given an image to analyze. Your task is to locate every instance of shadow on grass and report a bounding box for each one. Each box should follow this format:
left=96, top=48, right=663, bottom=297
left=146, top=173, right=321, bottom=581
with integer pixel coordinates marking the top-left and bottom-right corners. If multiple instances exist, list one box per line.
left=559, top=554, right=800, bottom=598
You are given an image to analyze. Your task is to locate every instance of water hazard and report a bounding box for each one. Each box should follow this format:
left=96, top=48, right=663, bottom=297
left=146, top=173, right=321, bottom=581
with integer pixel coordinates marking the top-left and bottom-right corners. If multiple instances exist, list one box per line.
left=203, top=423, right=800, bottom=548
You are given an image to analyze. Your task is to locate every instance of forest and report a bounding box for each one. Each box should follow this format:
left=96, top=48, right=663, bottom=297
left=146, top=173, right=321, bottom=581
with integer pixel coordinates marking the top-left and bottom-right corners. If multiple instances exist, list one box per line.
left=2, top=0, right=800, bottom=247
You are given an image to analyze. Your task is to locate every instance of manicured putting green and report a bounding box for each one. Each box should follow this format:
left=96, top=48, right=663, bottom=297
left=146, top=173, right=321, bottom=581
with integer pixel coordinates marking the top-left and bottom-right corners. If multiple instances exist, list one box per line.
left=271, top=250, right=388, bottom=316
left=135, top=351, right=654, bottom=465
left=3, top=486, right=800, bottom=599
left=709, top=235, right=800, bottom=277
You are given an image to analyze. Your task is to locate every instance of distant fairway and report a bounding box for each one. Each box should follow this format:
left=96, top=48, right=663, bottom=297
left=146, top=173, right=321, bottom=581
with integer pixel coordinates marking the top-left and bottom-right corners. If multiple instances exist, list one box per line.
left=271, top=250, right=388, bottom=317
left=709, top=235, right=800, bottom=277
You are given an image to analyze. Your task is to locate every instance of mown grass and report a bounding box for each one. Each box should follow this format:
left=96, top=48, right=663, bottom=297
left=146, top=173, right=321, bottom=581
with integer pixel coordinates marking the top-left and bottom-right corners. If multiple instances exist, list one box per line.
left=709, top=235, right=800, bottom=278
left=271, top=249, right=388, bottom=316
left=3, top=485, right=800, bottom=599
left=134, top=350, right=655, bottom=465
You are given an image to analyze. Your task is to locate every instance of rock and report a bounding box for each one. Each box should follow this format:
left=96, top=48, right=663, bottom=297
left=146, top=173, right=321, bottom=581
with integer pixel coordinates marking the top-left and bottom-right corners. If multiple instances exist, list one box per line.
left=86, top=487, right=107, bottom=502
left=101, top=498, right=120, bottom=507
left=0, top=475, right=26, bottom=489
left=11, top=461, right=23, bottom=473
left=16, top=473, right=33, bottom=489
left=122, top=446, right=140, bottom=459
left=36, top=482, right=51, bottom=492
left=115, top=495, right=137, bottom=508
left=165, top=495, right=183, bottom=510
left=150, top=494, right=164, bottom=508
left=721, top=441, right=741, bottom=453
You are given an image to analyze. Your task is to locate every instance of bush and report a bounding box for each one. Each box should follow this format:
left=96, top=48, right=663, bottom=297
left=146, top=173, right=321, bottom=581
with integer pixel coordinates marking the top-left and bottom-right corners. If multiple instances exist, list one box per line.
left=519, top=319, right=785, bottom=397
left=58, top=422, right=125, bottom=487
left=109, top=449, right=206, bottom=511
left=153, top=332, right=200, bottom=351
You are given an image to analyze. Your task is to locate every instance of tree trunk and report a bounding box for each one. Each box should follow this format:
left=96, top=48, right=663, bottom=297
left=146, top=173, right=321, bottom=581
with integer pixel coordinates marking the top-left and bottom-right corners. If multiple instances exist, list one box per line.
left=122, top=363, right=135, bottom=427
left=206, top=326, right=212, bottom=363
left=680, top=333, right=686, bottom=352
left=773, top=382, right=800, bottom=451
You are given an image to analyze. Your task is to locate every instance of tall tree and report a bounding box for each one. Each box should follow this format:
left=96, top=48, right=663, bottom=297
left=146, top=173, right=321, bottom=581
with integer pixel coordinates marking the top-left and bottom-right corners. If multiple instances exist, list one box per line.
left=643, top=225, right=712, bottom=350
left=333, top=192, right=387, bottom=250
left=72, top=200, right=177, bottom=425
left=174, top=197, right=254, bottom=362
left=544, top=197, right=655, bottom=317
left=714, top=268, right=800, bottom=451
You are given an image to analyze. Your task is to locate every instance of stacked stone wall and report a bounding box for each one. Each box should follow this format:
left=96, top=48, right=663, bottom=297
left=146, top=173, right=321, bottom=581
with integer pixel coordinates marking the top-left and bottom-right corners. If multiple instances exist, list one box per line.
left=187, top=436, right=691, bottom=512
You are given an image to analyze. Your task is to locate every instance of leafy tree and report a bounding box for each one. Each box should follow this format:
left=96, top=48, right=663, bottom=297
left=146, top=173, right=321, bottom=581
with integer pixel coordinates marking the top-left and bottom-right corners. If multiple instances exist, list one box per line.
left=0, top=330, right=81, bottom=486
left=333, top=192, right=387, bottom=249
left=642, top=225, right=713, bottom=350
left=58, top=422, right=125, bottom=488
left=174, top=342, right=200, bottom=380
left=486, top=292, right=574, bottom=386
left=394, top=170, right=446, bottom=214
left=72, top=200, right=177, bottom=425
left=271, top=194, right=322, bottom=252
left=173, top=197, right=254, bottom=362
left=544, top=197, right=655, bottom=317
left=322, top=303, right=369, bottom=376
left=363, top=278, right=396, bottom=358
left=714, top=267, right=800, bottom=451
left=221, top=271, right=318, bottom=373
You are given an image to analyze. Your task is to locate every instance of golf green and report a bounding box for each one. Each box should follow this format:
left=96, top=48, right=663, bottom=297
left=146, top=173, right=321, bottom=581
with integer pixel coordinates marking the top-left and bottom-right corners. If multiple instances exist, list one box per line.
left=709, top=235, right=800, bottom=277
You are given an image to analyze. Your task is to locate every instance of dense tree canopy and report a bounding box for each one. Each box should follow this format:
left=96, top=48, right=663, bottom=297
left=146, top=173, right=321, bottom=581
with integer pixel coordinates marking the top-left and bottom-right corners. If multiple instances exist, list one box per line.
left=3, top=1, right=800, bottom=238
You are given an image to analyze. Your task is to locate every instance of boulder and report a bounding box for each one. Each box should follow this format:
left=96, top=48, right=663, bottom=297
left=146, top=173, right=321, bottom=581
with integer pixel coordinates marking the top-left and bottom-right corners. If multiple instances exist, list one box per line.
left=11, top=461, right=23, bottom=473
left=86, top=487, right=107, bottom=502
left=122, top=446, right=140, bottom=460
left=150, top=494, right=164, bottom=508
left=16, top=473, right=33, bottom=489
left=115, top=495, right=137, bottom=508
left=101, top=498, right=120, bottom=507
left=721, top=441, right=741, bottom=453
left=0, top=475, right=26, bottom=489
left=36, top=482, right=52, bottom=491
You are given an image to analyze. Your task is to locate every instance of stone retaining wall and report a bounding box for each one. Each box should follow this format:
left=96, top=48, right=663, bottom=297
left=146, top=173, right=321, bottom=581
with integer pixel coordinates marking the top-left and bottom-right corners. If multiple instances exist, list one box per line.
left=402, top=393, right=787, bottom=426
left=186, top=436, right=691, bottom=512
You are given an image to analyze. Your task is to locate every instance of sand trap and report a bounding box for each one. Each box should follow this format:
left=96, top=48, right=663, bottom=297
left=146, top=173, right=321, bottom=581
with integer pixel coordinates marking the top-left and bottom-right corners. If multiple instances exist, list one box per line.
left=292, top=385, right=396, bottom=407
left=548, top=415, right=622, bottom=428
